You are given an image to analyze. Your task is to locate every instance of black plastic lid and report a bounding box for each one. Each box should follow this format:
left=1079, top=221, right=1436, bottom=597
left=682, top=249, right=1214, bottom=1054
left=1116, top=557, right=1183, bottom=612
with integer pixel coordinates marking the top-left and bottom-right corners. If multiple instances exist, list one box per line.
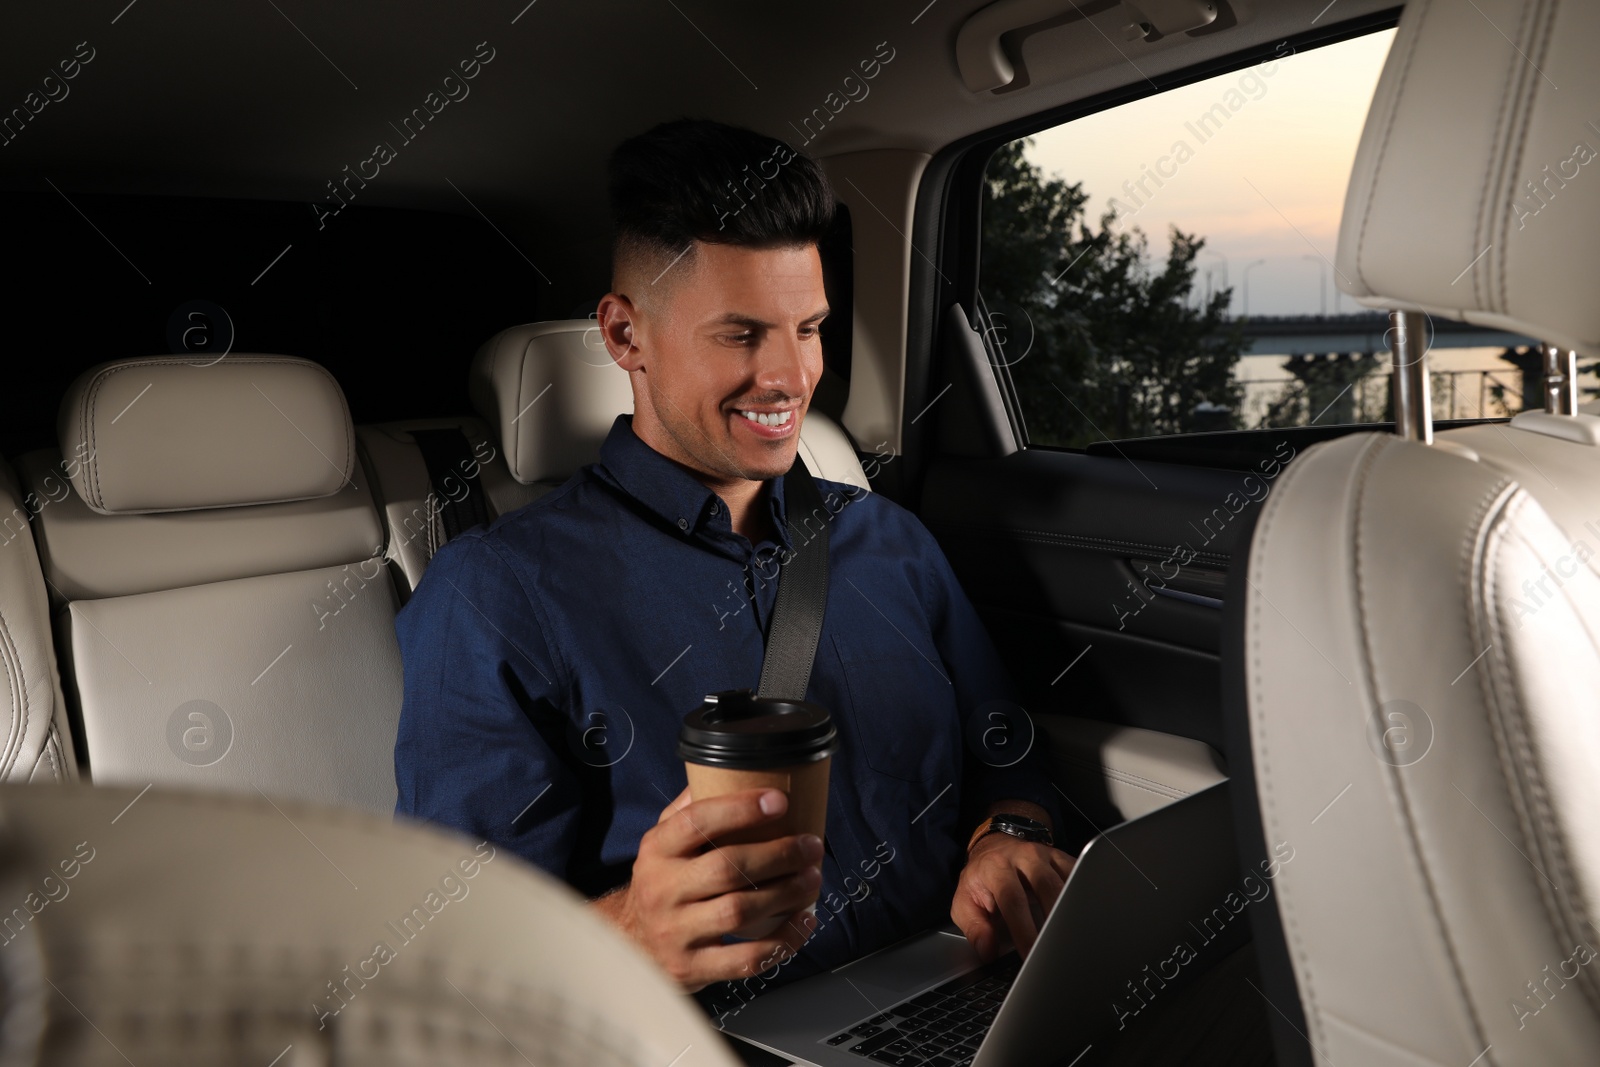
left=678, top=688, right=838, bottom=769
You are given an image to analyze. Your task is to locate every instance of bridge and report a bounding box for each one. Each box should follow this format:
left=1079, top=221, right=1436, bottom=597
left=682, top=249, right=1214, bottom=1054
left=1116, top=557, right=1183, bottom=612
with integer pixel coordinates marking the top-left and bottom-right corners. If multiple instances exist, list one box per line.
left=1232, top=313, right=1547, bottom=424
left=1237, top=313, right=1537, bottom=356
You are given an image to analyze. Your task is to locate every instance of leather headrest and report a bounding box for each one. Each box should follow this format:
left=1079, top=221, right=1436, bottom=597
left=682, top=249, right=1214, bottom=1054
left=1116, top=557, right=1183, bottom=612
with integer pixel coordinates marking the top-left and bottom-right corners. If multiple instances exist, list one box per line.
left=59, top=355, right=356, bottom=515
left=1336, top=0, right=1600, bottom=355
left=469, top=321, right=634, bottom=485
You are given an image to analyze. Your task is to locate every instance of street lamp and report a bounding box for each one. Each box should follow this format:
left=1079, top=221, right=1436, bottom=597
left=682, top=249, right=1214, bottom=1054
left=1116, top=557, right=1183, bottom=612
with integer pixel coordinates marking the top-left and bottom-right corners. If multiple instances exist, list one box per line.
left=1241, top=259, right=1267, bottom=317
left=1202, top=250, right=1229, bottom=311
left=1302, top=255, right=1328, bottom=317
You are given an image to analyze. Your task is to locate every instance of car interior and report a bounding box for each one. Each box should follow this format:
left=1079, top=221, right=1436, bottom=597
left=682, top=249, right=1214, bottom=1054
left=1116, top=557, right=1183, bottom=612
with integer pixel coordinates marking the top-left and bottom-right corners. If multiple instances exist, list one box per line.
left=2, top=0, right=1597, bottom=1064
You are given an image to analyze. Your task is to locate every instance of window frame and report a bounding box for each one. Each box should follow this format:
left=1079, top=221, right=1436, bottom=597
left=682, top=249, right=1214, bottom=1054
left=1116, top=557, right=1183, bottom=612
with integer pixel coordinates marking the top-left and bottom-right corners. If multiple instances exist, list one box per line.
left=902, top=6, right=1405, bottom=468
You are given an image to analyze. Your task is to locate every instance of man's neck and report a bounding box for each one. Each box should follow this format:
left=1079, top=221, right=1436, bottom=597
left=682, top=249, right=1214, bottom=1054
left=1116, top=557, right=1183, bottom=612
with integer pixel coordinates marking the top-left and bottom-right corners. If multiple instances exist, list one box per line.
left=628, top=412, right=778, bottom=545
left=717, top=479, right=775, bottom=544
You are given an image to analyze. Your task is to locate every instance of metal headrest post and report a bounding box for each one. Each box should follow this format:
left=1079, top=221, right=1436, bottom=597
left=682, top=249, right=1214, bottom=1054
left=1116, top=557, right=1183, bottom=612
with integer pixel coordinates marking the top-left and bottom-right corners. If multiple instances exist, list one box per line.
left=1541, top=343, right=1578, bottom=415
left=1388, top=310, right=1433, bottom=443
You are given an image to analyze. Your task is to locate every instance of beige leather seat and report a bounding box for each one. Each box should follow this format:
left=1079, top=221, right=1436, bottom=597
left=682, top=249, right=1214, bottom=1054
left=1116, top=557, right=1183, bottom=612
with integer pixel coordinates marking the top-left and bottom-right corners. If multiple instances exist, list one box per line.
left=0, top=781, right=739, bottom=1066
left=362, top=320, right=872, bottom=594
left=1441, top=412, right=1600, bottom=545
left=0, top=460, right=78, bottom=782
left=1230, top=2, right=1600, bottom=1064
left=15, top=355, right=404, bottom=814
left=1236, top=432, right=1600, bottom=1065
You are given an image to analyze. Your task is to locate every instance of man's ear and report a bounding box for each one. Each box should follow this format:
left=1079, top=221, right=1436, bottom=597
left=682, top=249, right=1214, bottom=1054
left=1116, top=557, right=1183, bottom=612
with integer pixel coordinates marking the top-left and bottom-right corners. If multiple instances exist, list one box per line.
left=595, top=292, right=644, bottom=372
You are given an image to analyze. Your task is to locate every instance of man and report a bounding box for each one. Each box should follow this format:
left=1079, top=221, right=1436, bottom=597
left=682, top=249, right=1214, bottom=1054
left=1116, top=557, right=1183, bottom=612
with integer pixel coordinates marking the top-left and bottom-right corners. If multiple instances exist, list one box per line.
left=392, top=119, right=1085, bottom=1011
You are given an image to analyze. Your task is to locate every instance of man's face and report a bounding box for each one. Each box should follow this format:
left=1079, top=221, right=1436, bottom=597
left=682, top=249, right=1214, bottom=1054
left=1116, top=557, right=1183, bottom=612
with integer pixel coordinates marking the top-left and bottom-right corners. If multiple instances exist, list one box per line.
left=604, top=241, right=829, bottom=485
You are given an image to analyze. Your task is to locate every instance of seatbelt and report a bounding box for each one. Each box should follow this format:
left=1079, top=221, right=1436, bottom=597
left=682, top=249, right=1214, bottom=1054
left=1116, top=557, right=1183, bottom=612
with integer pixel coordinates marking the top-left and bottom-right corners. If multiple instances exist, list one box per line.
left=756, top=457, right=831, bottom=702
left=411, top=428, right=492, bottom=542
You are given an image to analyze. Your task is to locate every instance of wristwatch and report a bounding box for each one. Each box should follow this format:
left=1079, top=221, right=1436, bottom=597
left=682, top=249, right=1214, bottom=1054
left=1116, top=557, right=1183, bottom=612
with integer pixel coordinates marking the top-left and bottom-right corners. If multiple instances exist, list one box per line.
left=967, top=812, right=1054, bottom=853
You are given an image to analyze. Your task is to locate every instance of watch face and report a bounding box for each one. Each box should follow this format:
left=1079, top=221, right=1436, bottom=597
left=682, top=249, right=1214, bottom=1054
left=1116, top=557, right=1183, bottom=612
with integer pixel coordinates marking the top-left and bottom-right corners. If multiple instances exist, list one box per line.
left=992, top=814, right=1051, bottom=842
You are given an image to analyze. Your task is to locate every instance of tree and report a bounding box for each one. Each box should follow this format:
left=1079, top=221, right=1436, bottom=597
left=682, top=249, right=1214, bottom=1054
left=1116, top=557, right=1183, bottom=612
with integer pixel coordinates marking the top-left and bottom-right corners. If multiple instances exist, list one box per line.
left=979, top=140, right=1247, bottom=448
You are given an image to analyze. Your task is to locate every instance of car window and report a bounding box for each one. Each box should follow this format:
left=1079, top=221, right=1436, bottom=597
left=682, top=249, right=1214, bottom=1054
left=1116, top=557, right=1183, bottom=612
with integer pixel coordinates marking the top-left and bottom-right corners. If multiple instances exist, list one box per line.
left=973, top=28, right=1542, bottom=449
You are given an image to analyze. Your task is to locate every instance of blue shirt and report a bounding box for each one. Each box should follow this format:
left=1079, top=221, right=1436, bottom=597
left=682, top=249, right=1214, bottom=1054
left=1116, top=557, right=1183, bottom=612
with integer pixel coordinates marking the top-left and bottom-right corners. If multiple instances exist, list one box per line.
left=393, top=414, right=1078, bottom=1019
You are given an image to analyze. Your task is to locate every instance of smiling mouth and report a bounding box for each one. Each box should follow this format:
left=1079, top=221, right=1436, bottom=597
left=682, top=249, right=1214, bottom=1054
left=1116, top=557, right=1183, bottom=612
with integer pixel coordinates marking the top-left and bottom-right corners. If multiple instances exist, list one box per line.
left=734, top=409, right=794, bottom=428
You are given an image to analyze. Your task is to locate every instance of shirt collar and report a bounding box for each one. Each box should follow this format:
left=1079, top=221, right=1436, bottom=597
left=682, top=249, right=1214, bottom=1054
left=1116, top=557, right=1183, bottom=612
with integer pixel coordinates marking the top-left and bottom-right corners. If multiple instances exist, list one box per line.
left=596, top=414, right=791, bottom=551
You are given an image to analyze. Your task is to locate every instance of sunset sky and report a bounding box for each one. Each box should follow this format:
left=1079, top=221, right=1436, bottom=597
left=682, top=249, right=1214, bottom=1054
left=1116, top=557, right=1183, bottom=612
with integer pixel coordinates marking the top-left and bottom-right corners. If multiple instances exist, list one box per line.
left=1016, top=27, right=1561, bottom=417
left=1023, top=28, right=1396, bottom=319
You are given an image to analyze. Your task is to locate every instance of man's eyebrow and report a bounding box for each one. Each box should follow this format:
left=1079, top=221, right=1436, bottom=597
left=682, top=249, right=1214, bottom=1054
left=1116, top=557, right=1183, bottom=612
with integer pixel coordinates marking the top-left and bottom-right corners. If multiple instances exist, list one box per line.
left=714, top=308, right=831, bottom=330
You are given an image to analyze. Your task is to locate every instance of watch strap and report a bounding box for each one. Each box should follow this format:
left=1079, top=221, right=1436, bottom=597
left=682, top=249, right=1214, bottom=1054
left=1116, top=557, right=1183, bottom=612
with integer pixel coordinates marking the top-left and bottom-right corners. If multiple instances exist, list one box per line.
left=966, top=813, right=1053, bottom=853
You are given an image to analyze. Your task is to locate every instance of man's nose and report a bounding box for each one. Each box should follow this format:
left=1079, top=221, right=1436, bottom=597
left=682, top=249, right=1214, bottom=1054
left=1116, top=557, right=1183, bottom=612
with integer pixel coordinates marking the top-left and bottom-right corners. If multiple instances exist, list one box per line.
left=753, top=331, right=813, bottom=400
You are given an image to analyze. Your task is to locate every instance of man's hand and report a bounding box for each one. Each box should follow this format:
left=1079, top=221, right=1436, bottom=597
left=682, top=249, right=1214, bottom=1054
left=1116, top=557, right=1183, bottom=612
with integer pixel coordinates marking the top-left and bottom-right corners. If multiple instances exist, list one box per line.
left=951, top=832, right=1075, bottom=963
left=590, top=785, right=823, bottom=992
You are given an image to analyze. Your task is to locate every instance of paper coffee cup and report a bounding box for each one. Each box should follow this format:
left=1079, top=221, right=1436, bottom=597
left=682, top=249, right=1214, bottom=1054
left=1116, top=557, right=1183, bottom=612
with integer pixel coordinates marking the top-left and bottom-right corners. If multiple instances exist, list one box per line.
left=679, top=689, right=837, bottom=939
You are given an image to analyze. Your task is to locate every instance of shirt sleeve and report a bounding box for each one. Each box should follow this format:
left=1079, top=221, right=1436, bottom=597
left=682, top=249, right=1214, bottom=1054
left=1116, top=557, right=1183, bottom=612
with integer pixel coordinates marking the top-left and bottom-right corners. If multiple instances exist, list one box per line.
left=917, top=521, right=1096, bottom=856
left=392, top=532, right=583, bottom=882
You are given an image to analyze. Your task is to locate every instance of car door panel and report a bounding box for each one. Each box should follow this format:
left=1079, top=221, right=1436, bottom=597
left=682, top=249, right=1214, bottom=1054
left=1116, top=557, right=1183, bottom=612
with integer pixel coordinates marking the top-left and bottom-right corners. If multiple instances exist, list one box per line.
left=921, top=449, right=1268, bottom=757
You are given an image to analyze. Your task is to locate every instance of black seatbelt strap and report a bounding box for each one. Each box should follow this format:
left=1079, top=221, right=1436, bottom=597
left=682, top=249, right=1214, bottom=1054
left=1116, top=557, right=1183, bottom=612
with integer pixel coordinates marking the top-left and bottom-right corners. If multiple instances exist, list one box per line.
left=411, top=428, right=492, bottom=542
left=756, top=457, right=831, bottom=702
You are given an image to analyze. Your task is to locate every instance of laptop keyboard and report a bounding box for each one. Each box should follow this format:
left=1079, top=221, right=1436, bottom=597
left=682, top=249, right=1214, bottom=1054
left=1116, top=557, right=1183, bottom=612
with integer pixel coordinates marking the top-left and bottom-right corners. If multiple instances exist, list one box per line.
left=819, top=954, right=1020, bottom=1066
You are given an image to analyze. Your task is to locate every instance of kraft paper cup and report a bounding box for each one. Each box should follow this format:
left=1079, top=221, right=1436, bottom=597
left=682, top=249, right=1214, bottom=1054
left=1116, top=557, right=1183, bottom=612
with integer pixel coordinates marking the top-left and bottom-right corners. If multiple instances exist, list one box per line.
left=679, top=689, right=837, bottom=940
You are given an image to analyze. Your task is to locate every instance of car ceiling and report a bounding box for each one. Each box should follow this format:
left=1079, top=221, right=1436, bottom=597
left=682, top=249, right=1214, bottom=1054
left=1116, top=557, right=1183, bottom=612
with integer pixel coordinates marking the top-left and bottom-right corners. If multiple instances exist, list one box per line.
left=2, top=0, right=1396, bottom=311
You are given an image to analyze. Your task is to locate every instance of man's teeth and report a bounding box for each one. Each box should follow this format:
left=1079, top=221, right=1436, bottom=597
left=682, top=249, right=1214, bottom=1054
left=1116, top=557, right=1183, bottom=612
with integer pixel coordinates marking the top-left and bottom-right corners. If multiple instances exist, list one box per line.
left=738, top=410, right=793, bottom=428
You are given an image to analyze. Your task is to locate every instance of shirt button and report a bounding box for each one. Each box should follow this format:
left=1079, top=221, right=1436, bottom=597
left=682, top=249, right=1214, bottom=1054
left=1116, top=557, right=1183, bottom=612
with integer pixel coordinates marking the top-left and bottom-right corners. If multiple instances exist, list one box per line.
left=677, top=517, right=689, bottom=530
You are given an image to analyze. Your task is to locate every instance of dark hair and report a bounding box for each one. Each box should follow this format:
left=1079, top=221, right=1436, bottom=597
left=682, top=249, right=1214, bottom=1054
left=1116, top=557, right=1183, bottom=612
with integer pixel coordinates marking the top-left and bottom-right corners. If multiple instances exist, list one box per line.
left=607, top=119, right=834, bottom=270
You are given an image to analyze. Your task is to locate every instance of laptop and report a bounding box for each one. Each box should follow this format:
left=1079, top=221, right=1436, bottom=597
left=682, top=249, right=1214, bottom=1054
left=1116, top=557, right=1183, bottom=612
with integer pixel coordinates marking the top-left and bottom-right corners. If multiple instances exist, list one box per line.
left=718, top=780, right=1243, bottom=1067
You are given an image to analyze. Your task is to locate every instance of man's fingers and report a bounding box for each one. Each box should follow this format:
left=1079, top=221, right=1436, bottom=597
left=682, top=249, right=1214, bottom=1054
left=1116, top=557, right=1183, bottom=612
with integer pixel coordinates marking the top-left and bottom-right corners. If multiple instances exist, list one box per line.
left=1020, top=856, right=1069, bottom=918
left=1030, top=849, right=1077, bottom=920
left=655, top=789, right=787, bottom=857
left=684, top=911, right=818, bottom=987
left=691, top=833, right=823, bottom=896
left=960, top=916, right=999, bottom=963
left=951, top=893, right=999, bottom=962
left=992, top=874, right=1040, bottom=958
left=657, top=784, right=693, bottom=824
left=679, top=868, right=822, bottom=942
left=961, top=845, right=1076, bottom=961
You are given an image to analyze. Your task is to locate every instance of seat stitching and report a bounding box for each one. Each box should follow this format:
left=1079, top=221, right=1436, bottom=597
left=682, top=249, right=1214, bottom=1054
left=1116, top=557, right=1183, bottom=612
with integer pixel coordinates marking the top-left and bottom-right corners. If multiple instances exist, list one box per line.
left=1057, top=755, right=1191, bottom=794
left=28, top=725, right=60, bottom=783
left=1246, top=435, right=1361, bottom=1054
left=84, top=369, right=104, bottom=510
left=513, top=336, right=532, bottom=484
left=1098, top=774, right=1184, bottom=800
left=47, top=723, right=63, bottom=781
left=0, top=605, right=28, bottom=779
left=1318, top=1006, right=1460, bottom=1066
left=1493, top=0, right=1560, bottom=310
left=79, top=356, right=356, bottom=506
left=1359, top=454, right=1510, bottom=1064
left=1352, top=0, right=1430, bottom=300
left=1478, top=496, right=1600, bottom=1022
left=1052, top=752, right=1191, bottom=796
left=1474, top=0, right=1530, bottom=310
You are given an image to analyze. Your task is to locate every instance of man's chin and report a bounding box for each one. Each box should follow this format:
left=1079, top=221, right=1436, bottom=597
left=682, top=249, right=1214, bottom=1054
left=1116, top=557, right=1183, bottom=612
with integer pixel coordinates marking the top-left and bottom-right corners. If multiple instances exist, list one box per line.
left=721, top=429, right=800, bottom=479
left=745, top=454, right=800, bottom=481
left=727, top=447, right=799, bottom=482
